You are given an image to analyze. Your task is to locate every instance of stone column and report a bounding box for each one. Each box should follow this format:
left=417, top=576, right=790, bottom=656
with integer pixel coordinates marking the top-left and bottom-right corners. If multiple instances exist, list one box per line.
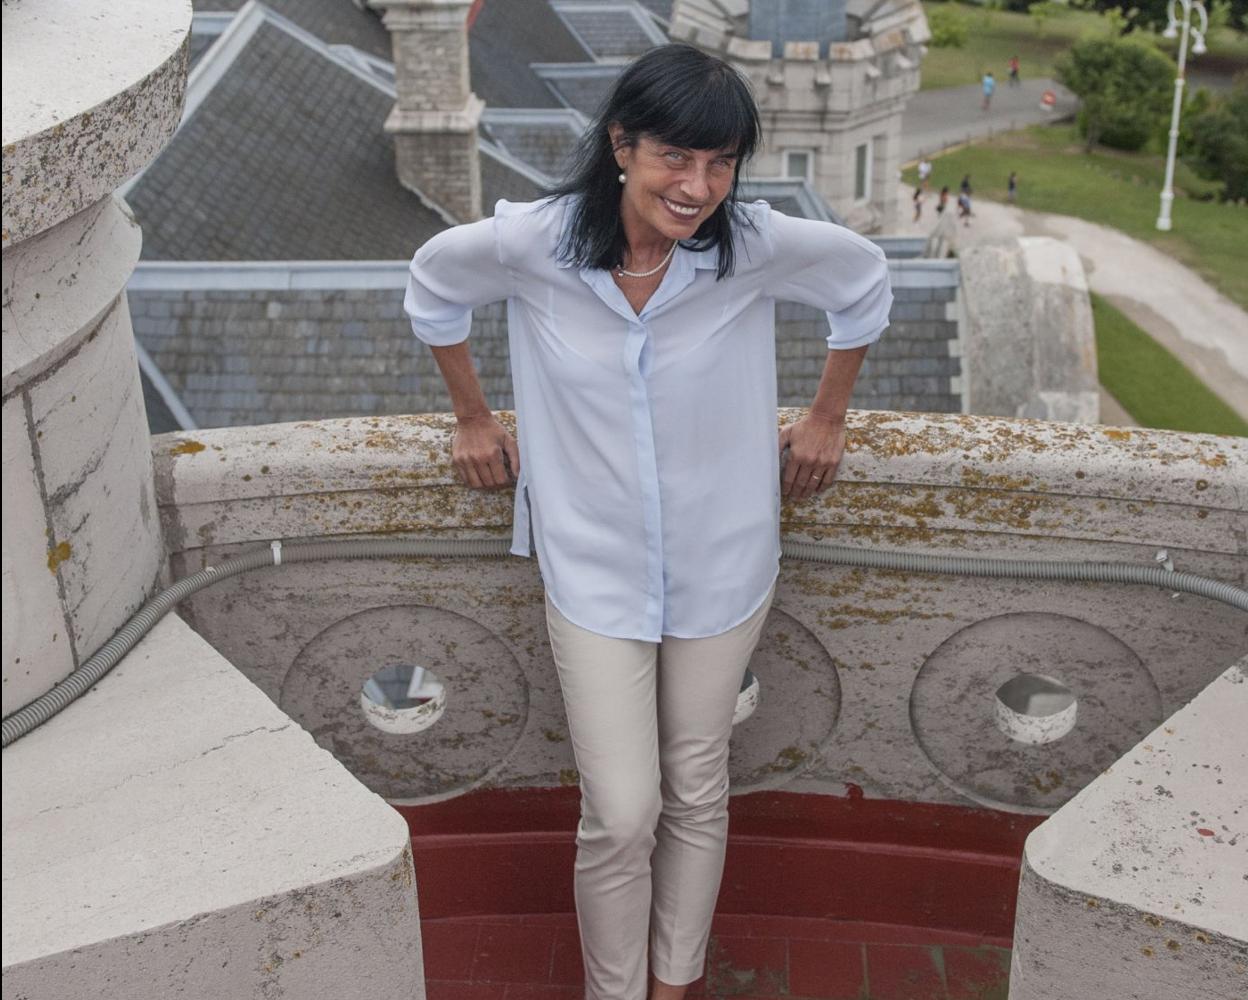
left=2, top=0, right=189, bottom=718
left=375, top=0, right=484, bottom=223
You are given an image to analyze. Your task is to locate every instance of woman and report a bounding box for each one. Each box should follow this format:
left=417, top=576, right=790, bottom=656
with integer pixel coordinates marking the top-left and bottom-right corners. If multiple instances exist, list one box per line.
left=404, top=43, right=891, bottom=1000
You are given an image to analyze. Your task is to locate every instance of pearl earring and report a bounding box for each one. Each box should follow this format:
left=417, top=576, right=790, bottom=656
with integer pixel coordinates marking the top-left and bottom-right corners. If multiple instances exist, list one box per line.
left=618, top=172, right=626, bottom=184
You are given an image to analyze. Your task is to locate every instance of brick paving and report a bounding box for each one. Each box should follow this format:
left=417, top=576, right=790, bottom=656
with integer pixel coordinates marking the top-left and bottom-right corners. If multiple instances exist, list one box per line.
left=420, top=913, right=1011, bottom=1000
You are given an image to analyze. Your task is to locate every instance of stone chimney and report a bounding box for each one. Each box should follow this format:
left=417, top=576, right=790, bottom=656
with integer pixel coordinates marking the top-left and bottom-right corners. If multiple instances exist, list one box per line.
left=374, top=0, right=484, bottom=222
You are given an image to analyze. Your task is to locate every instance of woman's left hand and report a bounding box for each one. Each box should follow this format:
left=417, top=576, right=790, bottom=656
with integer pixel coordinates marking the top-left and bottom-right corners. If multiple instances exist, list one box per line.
left=779, top=414, right=846, bottom=500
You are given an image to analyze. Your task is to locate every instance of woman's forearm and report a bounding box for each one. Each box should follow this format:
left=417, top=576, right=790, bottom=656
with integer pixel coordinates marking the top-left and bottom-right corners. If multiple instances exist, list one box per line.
left=431, top=342, right=492, bottom=423
left=429, top=342, right=519, bottom=487
left=808, top=345, right=869, bottom=425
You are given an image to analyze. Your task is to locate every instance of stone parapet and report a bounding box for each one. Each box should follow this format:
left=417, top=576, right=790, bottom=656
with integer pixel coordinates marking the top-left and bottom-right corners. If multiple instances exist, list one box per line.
left=151, top=412, right=1246, bottom=809
left=1, top=614, right=422, bottom=999
left=1010, top=660, right=1248, bottom=1000
left=960, top=238, right=1100, bottom=424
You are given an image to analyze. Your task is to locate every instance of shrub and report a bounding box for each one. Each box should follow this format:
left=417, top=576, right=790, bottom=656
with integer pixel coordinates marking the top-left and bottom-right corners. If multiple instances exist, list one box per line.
left=1186, top=77, right=1248, bottom=201
left=928, top=5, right=969, bottom=48
left=1056, top=35, right=1175, bottom=150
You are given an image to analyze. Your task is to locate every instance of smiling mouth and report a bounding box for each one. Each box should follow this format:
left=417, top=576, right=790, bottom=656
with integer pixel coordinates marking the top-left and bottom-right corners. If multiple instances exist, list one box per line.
left=661, top=197, right=702, bottom=218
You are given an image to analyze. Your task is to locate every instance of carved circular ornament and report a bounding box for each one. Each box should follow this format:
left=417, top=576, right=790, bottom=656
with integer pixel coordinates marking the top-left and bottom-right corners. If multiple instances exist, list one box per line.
left=910, top=612, right=1162, bottom=812
left=280, top=604, right=528, bottom=803
left=729, top=608, right=842, bottom=790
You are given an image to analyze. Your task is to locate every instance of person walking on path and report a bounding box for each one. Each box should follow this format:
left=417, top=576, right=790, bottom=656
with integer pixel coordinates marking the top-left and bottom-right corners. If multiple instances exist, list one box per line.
left=981, top=70, right=996, bottom=111
left=1007, top=171, right=1018, bottom=204
left=913, top=185, right=925, bottom=222
left=958, top=189, right=973, bottom=226
left=937, top=185, right=950, bottom=215
left=1008, top=55, right=1021, bottom=87
left=403, top=43, right=891, bottom=1000
left=918, top=157, right=933, bottom=190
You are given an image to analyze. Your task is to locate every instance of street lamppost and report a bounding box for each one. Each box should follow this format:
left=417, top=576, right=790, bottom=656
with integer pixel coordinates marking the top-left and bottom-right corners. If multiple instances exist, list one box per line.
left=1156, top=0, right=1208, bottom=231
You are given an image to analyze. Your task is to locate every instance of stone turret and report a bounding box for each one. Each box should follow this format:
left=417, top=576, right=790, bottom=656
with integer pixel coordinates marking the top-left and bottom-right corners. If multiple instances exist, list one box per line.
left=2, top=0, right=183, bottom=718
left=671, top=0, right=929, bottom=231
left=4, top=7, right=422, bottom=997
left=374, top=0, right=484, bottom=222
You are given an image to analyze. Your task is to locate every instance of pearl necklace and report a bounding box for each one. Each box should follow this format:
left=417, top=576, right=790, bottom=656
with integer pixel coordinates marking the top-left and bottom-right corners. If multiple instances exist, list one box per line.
left=616, top=240, right=678, bottom=278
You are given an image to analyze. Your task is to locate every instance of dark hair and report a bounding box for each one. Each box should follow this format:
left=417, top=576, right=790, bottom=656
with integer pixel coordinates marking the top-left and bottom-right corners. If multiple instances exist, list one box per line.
left=547, top=44, right=761, bottom=281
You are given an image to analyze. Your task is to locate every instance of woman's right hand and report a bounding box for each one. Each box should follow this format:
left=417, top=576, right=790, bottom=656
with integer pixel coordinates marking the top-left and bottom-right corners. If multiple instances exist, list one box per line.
left=452, top=413, right=520, bottom=489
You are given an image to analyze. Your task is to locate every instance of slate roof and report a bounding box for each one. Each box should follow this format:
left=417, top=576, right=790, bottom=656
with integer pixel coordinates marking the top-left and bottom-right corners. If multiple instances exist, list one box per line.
left=481, top=111, right=584, bottom=181
left=533, top=64, right=625, bottom=115
left=468, top=0, right=594, bottom=109
left=139, top=369, right=186, bottom=434
left=129, top=276, right=961, bottom=431
left=636, top=0, right=674, bottom=19
left=129, top=7, right=540, bottom=260
left=480, top=144, right=547, bottom=203
left=553, top=2, right=668, bottom=60
left=132, top=1, right=964, bottom=434
left=188, top=32, right=217, bottom=69
left=192, top=0, right=391, bottom=58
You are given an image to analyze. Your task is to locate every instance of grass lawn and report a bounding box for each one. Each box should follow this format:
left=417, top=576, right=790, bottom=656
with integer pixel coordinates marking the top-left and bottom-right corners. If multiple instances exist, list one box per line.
left=901, top=123, right=1248, bottom=311
left=919, top=4, right=1101, bottom=90
left=919, top=2, right=1248, bottom=91
left=1091, top=294, right=1247, bottom=436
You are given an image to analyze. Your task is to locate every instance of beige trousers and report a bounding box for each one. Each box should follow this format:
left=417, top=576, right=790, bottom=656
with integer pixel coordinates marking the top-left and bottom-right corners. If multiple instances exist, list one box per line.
left=544, top=585, right=775, bottom=999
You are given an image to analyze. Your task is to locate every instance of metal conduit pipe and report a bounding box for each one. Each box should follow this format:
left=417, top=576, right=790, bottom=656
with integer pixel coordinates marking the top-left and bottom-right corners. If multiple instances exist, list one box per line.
left=4, top=536, right=1245, bottom=747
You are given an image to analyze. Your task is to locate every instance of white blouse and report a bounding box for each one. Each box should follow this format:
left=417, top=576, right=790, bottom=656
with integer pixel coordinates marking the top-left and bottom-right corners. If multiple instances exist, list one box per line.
left=404, top=197, right=892, bottom=641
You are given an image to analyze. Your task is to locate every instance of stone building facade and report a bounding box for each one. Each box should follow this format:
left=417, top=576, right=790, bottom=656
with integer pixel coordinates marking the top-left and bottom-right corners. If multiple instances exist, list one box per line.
left=670, top=0, right=929, bottom=230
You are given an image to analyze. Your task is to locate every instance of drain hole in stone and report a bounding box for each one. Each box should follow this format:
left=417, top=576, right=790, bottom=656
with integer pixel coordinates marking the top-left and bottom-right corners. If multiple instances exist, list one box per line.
left=361, top=663, right=447, bottom=735
left=733, top=668, right=760, bottom=727
left=994, top=673, right=1076, bottom=745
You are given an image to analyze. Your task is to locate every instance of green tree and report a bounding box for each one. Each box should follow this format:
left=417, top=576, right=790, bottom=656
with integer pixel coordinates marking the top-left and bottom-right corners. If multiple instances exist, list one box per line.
left=1079, top=0, right=1247, bottom=32
left=1186, top=77, right=1248, bottom=200
left=1056, top=35, right=1176, bottom=150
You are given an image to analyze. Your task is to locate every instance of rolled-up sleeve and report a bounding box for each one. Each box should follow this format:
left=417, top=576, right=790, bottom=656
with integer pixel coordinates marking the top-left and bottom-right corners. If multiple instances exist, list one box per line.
left=404, top=215, right=515, bottom=346
left=765, top=209, right=893, bottom=350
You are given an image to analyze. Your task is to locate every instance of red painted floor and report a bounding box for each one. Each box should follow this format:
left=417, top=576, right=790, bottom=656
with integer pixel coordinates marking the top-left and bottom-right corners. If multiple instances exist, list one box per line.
left=403, top=788, right=1032, bottom=1000
left=419, top=913, right=1011, bottom=999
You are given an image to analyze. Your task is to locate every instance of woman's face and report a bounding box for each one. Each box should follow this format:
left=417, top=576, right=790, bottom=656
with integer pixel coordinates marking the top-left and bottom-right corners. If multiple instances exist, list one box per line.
left=609, top=126, right=739, bottom=245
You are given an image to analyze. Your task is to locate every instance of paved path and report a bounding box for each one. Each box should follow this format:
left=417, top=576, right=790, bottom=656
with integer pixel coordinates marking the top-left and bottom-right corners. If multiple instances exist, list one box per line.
left=901, top=79, right=1077, bottom=163
left=893, top=186, right=1248, bottom=424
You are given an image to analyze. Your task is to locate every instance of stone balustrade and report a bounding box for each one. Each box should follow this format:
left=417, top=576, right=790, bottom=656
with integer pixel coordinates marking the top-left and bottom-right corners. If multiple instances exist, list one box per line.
left=152, top=409, right=1246, bottom=811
